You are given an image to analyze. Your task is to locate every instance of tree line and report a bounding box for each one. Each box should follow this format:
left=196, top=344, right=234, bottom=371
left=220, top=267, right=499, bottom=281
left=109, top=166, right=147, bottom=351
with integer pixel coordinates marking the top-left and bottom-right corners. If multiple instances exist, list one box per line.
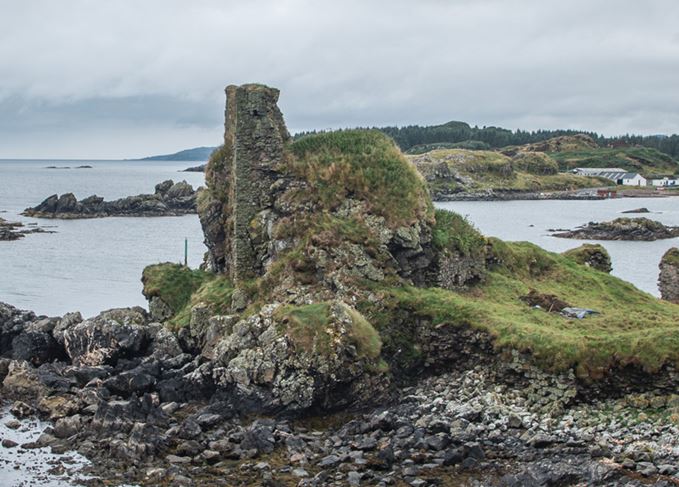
left=295, top=121, right=679, bottom=158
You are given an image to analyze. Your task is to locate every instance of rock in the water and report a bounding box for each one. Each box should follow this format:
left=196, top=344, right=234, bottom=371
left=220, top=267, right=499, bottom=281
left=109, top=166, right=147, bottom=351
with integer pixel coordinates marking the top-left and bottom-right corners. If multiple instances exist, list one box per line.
left=659, top=247, right=679, bottom=303
left=553, top=217, right=679, bottom=241
left=22, top=180, right=198, bottom=218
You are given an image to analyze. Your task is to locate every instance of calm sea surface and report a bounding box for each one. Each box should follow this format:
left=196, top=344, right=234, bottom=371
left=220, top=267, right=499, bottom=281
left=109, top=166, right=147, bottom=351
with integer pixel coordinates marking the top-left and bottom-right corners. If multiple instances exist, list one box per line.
left=438, top=198, right=679, bottom=296
left=1, top=159, right=677, bottom=318
left=0, top=159, right=206, bottom=317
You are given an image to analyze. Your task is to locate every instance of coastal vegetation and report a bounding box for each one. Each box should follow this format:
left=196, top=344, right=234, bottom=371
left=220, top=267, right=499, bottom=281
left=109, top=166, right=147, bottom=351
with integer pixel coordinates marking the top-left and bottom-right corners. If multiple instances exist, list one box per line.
left=549, top=146, right=679, bottom=177
left=411, top=148, right=606, bottom=197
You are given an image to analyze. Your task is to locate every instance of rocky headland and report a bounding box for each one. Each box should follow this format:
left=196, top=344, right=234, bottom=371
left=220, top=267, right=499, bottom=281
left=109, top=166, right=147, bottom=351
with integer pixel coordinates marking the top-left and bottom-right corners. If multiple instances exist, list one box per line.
left=552, top=217, right=679, bottom=241
left=22, top=180, right=198, bottom=219
left=410, top=138, right=608, bottom=201
left=2, top=84, right=679, bottom=486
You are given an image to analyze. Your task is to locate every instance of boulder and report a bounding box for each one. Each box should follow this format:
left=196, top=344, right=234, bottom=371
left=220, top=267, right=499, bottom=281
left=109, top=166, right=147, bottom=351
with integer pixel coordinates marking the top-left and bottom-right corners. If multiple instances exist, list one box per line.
left=63, top=309, right=149, bottom=366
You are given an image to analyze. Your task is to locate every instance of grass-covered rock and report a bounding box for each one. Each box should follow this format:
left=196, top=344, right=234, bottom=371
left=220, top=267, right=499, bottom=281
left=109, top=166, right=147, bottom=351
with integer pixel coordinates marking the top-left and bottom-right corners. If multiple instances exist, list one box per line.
left=562, top=243, right=612, bottom=272
left=144, top=84, right=679, bottom=414
left=410, top=148, right=603, bottom=199
left=360, top=240, right=679, bottom=378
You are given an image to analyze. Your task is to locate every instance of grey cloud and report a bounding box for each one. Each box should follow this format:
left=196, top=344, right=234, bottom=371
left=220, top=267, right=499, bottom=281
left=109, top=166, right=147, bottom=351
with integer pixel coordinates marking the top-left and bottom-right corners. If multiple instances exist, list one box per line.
left=0, top=0, right=678, bottom=158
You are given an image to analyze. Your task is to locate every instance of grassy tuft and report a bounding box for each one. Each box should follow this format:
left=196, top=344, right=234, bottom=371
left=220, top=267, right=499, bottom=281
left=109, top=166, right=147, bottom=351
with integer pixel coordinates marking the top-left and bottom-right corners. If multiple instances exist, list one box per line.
left=432, top=209, right=486, bottom=257
left=141, top=263, right=234, bottom=329
left=275, top=302, right=382, bottom=360
left=142, top=263, right=213, bottom=314
left=288, top=130, right=434, bottom=228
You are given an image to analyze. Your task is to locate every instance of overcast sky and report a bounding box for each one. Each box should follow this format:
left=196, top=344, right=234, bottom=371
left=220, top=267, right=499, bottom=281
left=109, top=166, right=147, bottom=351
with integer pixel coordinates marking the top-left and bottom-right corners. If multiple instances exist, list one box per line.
left=1, top=0, right=678, bottom=159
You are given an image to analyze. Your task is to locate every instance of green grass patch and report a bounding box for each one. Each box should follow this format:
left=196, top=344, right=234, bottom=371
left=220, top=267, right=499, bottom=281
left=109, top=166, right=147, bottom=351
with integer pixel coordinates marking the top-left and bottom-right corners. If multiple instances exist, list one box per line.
left=432, top=209, right=486, bottom=257
left=374, top=241, right=679, bottom=375
left=288, top=130, right=434, bottom=228
left=141, top=263, right=234, bottom=329
left=549, top=147, right=679, bottom=177
left=142, top=263, right=213, bottom=314
left=274, top=302, right=382, bottom=360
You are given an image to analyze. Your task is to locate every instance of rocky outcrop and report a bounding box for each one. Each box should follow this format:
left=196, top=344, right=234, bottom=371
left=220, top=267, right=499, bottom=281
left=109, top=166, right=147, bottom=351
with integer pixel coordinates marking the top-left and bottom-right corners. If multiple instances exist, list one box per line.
left=0, top=217, right=52, bottom=241
left=22, top=180, right=197, bottom=218
left=622, top=207, right=650, bottom=214
left=658, top=248, right=679, bottom=303
left=562, top=244, right=612, bottom=273
left=182, top=164, right=206, bottom=172
left=553, top=218, right=679, bottom=241
left=2, top=300, right=679, bottom=486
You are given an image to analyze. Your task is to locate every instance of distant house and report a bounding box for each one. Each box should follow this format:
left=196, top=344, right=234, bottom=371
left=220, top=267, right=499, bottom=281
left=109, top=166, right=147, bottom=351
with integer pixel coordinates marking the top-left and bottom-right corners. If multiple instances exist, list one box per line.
left=619, top=173, right=647, bottom=186
left=571, top=168, right=646, bottom=186
left=650, top=177, right=678, bottom=187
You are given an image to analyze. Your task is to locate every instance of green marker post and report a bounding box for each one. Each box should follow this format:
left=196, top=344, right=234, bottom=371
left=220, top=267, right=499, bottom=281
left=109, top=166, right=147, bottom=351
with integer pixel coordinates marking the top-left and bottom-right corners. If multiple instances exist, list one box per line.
left=184, top=238, right=188, bottom=267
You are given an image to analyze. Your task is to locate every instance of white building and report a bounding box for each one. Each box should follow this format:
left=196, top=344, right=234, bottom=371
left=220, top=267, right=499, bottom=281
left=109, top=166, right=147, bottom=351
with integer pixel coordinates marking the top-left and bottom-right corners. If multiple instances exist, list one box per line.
left=572, top=168, right=647, bottom=186
left=650, top=177, right=678, bottom=187
left=620, top=173, right=647, bottom=186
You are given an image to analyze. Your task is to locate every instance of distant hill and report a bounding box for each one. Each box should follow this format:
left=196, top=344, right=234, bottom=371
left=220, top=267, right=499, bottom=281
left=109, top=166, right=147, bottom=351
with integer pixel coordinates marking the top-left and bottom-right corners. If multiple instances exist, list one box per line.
left=138, top=146, right=217, bottom=161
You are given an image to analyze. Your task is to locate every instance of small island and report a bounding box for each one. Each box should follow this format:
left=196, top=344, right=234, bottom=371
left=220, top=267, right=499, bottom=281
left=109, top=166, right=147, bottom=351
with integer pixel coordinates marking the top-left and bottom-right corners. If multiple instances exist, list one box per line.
left=552, top=217, right=679, bottom=241
left=22, top=179, right=198, bottom=218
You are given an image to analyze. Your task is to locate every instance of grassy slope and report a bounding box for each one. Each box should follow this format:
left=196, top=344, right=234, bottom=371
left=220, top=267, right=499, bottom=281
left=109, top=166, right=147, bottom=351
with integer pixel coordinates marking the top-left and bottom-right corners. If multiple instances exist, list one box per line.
left=549, top=147, right=679, bottom=177
left=413, top=149, right=605, bottom=193
left=377, top=239, right=679, bottom=376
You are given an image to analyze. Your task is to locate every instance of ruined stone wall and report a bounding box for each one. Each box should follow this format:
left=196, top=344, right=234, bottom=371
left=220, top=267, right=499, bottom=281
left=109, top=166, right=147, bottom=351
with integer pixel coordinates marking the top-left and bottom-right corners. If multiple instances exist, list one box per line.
left=201, top=84, right=290, bottom=282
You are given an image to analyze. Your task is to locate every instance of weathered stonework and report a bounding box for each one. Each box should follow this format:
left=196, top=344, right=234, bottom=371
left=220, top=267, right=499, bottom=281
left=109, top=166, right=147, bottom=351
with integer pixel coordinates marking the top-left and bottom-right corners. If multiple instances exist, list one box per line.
left=201, top=84, right=290, bottom=282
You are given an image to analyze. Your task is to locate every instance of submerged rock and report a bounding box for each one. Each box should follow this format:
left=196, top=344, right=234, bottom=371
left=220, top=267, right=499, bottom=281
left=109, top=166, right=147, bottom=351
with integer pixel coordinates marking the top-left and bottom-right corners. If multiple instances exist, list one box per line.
left=22, top=180, right=198, bottom=218
left=552, top=217, right=679, bottom=241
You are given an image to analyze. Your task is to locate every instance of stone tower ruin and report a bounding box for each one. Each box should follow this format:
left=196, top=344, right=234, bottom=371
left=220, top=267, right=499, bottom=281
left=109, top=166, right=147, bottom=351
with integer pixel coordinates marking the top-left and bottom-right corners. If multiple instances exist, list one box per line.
left=200, top=84, right=290, bottom=283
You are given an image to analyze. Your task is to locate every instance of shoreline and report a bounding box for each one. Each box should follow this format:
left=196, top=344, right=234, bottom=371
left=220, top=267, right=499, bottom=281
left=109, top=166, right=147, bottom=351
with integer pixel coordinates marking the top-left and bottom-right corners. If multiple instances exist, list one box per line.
left=432, top=187, right=679, bottom=202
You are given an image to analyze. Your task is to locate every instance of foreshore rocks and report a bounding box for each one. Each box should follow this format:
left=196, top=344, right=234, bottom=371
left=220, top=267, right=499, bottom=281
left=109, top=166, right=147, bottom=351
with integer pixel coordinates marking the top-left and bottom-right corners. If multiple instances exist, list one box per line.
left=22, top=180, right=198, bottom=218
left=553, top=217, right=679, bottom=241
left=658, top=247, right=679, bottom=303
left=2, top=300, right=679, bottom=486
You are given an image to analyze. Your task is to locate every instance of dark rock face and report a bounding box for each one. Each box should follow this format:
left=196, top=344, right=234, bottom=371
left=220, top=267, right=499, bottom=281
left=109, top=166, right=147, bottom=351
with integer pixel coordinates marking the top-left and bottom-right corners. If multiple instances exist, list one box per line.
left=658, top=248, right=679, bottom=303
left=562, top=244, right=613, bottom=273
left=553, top=218, right=679, bottom=241
left=22, top=180, right=198, bottom=218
